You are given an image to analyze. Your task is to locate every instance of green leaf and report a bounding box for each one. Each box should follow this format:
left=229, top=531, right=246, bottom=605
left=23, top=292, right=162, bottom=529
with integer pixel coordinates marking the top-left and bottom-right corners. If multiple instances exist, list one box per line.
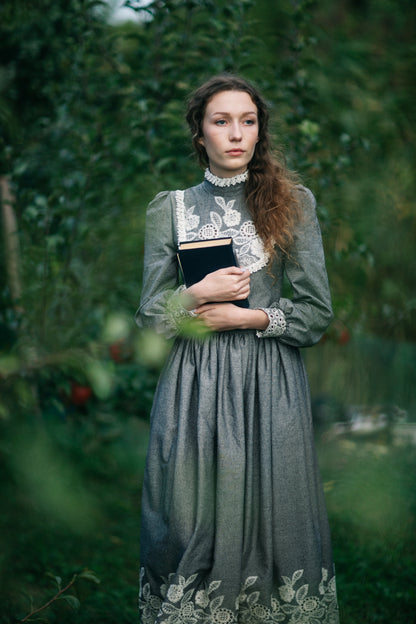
left=78, top=569, right=101, bottom=584
left=45, top=572, right=62, bottom=589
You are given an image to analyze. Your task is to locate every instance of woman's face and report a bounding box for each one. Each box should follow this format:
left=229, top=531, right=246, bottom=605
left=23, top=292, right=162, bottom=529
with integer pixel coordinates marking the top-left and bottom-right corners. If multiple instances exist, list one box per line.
left=199, top=90, right=259, bottom=178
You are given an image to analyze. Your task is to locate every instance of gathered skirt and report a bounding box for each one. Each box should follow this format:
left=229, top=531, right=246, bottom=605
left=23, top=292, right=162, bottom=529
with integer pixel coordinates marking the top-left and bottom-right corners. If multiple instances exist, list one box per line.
left=139, top=331, right=339, bottom=624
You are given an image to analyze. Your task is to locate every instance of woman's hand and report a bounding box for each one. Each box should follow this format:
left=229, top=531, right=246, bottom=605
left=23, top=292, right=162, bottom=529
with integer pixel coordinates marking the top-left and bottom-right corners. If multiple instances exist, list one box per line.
left=185, top=267, right=250, bottom=307
left=194, top=303, right=269, bottom=332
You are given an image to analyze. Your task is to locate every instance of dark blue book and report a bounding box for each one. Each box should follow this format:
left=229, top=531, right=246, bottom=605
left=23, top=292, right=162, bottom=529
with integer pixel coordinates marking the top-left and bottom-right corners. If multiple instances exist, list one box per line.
left=177, top=237, right=249, bottom=308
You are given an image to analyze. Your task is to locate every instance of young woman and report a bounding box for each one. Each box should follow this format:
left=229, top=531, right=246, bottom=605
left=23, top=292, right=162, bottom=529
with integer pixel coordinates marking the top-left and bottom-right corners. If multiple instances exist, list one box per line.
left=137, top=75, right=339, bottom=624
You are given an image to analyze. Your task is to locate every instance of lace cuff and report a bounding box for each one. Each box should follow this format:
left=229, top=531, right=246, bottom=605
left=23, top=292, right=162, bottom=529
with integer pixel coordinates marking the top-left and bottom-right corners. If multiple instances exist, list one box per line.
left=166, top=285, right=197, bottom=330
left=256, top=306, right=287, bottom=338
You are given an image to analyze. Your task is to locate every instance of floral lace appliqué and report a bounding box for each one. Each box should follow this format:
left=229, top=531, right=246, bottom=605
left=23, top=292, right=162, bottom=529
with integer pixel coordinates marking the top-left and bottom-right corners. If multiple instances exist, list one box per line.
left=175, top=191, right=269, bottom=274
left=214, top=197, right=241, bottom=227
left=139, top=567, right=339, bottom=624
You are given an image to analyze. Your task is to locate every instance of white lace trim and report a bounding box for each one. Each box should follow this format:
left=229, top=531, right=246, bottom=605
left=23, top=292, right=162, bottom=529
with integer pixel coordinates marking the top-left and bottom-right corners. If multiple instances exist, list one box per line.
left=175, top=190, right=187, bottom=242
left=256, top=305, right=287, bottom=338
left=174, top=189, right=269, bottom=274
left=204, top=168, right=249, bottom=187
left=166, top=285, right=197, bottom=328
left=139, top=567, right=339, bottom=624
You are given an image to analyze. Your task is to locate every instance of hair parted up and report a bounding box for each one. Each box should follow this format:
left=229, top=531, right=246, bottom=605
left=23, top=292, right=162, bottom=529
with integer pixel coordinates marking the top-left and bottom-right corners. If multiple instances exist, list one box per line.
left=186, top=74, right=301, bottom=260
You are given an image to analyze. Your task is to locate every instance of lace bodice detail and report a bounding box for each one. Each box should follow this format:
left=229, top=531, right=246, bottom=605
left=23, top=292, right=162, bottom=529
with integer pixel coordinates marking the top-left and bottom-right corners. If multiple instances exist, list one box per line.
left=175, top=189, right=269, bottom=274
left=137, top=183, right=333, bottom=345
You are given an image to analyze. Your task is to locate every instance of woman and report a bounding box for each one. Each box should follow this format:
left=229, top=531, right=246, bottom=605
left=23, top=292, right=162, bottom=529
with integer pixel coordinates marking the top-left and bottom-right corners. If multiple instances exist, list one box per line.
left=137, top=75, right=339, bottom=624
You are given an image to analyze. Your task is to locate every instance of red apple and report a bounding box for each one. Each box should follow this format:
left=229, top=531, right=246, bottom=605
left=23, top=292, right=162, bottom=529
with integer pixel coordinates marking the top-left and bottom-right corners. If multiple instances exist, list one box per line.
left=109, top=340, right=123, bottom=363
left=70, top=381, right=93, bottom=406
left=338, top=328, right=350, bottom=345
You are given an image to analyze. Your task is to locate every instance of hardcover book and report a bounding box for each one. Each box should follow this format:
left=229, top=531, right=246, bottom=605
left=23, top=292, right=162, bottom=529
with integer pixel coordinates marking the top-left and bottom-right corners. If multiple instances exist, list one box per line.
left=177, top=237, right=249, bottom=308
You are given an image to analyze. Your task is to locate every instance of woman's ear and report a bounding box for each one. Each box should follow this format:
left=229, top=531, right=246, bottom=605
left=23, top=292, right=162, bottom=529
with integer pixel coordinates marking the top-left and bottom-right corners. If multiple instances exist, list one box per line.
left=198, top=136, right=205, bottom=146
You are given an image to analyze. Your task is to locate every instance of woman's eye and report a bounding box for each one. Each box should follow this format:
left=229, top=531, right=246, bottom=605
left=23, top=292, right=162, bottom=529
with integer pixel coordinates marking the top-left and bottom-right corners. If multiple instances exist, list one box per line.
left=215, top=120, right=226, bottom=126
left=244, top=119, right=256, bottom=125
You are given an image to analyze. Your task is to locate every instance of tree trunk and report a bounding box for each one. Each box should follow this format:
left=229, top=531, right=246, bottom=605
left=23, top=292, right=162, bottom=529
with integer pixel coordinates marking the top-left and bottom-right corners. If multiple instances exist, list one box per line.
left=1, top=176, right=22, bottom=304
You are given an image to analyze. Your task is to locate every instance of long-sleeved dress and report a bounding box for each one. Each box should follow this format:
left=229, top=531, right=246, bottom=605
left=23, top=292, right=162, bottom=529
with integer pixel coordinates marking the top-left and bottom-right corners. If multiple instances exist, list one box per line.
left=136, top=170, right=339, bottom=624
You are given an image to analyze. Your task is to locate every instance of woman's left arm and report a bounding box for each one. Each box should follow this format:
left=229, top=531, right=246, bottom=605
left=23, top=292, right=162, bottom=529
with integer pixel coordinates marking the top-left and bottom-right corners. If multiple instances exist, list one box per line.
left=256, top=186, right=333, bottom=347
left=193, top=302, right=269, bottom=332
left=195, top=188, right=333, bottom=343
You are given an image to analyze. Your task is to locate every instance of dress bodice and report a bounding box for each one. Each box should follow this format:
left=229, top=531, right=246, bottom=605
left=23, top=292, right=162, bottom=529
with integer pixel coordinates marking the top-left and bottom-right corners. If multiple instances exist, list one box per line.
left=137, top=177, right=333, bottom=346
left=175, top=180, right=269, bottom=275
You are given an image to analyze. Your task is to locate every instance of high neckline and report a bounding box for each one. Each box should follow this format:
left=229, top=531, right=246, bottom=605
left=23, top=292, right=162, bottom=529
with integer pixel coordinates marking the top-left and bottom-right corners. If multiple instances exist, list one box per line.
left=204, top=168, right=248, bottom=187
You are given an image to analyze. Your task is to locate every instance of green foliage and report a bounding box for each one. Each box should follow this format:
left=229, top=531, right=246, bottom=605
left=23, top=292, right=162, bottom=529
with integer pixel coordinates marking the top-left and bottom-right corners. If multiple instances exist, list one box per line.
left=19, top=569, right=100, bottom=623
left=0, top=412, right=147, bottom=623
left=0, top=0, right=263, bottom=419
left=0, top=1, right=415, bottom=620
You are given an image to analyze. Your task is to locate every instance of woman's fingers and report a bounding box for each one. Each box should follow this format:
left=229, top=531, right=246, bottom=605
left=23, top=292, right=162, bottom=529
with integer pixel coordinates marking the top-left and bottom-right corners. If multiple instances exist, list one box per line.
left=216, top=266, right=247, bottom=276
left=217, top=268, right=250, bottom=290
left=216, top=267, right=250, bottom=283
left=237, top=284, right=250, bottom=298
left=233, top=275, right=250, bottom=298
left=191, top=267, right=251, bottom=305
left=193, top=302, right=246, bottom=331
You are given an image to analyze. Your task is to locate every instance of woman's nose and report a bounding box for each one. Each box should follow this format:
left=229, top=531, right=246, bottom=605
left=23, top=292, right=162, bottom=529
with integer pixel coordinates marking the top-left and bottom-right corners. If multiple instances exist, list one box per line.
left=229, top=121, right=242, bottom=140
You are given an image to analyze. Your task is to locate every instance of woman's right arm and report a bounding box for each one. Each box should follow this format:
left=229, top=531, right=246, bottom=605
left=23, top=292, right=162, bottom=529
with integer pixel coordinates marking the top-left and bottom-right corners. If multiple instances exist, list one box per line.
left=137, top=191, right=252, bottom=337
left=136, top=191, right=186, bottom=338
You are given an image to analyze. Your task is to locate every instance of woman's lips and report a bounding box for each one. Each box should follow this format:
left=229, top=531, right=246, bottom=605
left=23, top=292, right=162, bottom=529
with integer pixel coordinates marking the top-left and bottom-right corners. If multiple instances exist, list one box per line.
left=226, top=149, right=245, bottom=155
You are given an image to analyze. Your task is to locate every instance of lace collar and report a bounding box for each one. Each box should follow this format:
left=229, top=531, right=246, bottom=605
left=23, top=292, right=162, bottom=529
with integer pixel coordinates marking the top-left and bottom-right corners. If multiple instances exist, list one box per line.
left=204, top=168, right=248, bottom=187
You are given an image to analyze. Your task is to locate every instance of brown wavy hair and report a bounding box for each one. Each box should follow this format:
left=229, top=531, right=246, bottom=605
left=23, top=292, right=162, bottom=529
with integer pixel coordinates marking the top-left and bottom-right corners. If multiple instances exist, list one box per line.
left=186, top=75, right=301, bottom=259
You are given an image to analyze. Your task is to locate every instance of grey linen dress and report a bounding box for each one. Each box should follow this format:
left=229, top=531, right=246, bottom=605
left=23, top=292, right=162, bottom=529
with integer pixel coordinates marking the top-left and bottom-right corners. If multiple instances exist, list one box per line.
left=136, top=172, right=339, bottom=624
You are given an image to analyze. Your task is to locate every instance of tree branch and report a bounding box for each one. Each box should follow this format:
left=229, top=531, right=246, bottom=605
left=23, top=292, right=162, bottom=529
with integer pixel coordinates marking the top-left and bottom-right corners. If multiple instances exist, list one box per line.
left=19, top=575, right=78, bottom=622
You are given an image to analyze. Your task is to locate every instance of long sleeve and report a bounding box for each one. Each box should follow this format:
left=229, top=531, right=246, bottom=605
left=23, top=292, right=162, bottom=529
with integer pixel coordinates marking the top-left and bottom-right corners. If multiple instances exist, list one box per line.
left=257, top=187, right=333, bottom=347
left=136, top=191, right=189, bottom=338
